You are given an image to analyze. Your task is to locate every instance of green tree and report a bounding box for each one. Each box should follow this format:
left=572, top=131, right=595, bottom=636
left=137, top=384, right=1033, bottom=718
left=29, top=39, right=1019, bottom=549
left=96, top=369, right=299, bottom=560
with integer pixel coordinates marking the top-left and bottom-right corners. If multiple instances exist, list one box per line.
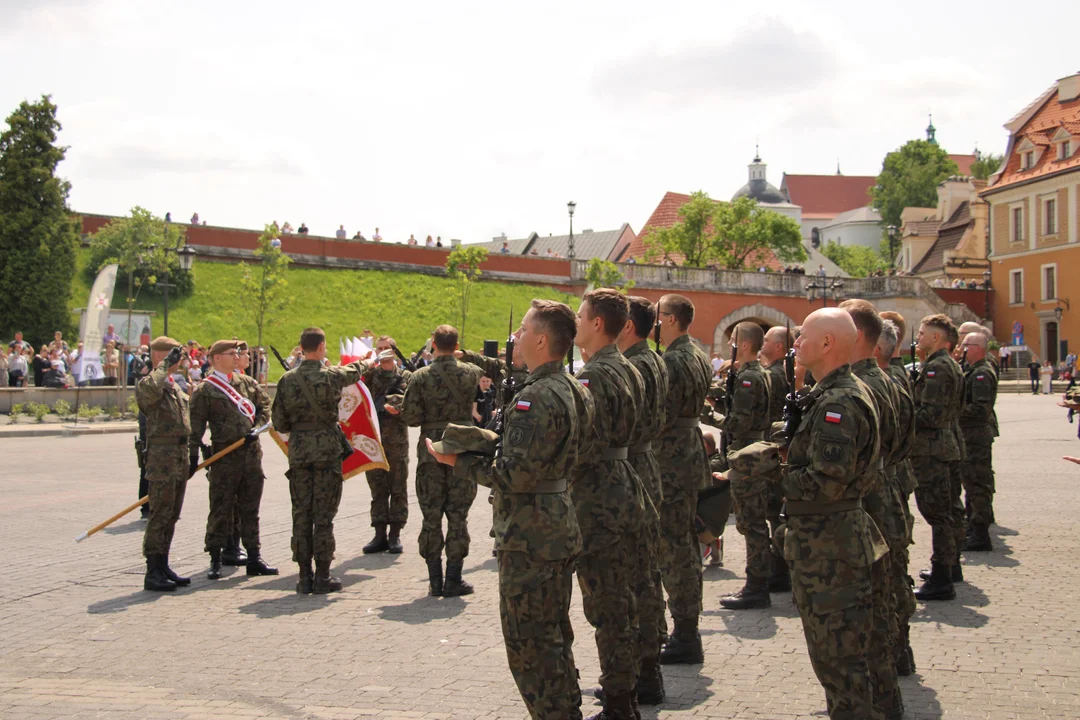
left=820, top=241, right=887, bottom=278
left=970, top=152, right=1003, bottom=181
left=641, top=191, right=716, bottom=267
left=871, top=139, right=958, bottom=228
left=0, top=95, right=80, bottom=345
left=584, top=258, right=635, bottom=291
left=238, top=224, right=292, bottom=348
left=446, top=245, right=488, bottom=345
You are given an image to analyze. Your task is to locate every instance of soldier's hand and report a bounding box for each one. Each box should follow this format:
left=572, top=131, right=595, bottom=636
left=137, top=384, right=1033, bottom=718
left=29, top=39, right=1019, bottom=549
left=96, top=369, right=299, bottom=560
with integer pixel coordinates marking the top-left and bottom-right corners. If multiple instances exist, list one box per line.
left=712, top=471, right=727, bottom=485
left=454, top=350, right=464, bottom=359
left=166, top=346, right=183, bottom=368
left=1064, top=456, right=1080, bottom=466
left=426, top=438, right=457, bottom=467
left=244, top=429, right=259, bottom=446
left=189, top=454, right=200, bottom=478
left=384, top=404, right=400, bottom=415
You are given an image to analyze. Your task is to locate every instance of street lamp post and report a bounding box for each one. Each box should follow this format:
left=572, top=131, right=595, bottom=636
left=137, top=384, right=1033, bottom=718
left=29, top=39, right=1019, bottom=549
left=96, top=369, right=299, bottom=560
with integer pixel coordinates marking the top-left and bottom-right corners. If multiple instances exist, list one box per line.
left=806, top=277, right=844, bottom=307
left=162, top=243, right=197, bottom=336
left=567, top=201, right=576, bottom=260
left=887, top=225, right=898, bottom=271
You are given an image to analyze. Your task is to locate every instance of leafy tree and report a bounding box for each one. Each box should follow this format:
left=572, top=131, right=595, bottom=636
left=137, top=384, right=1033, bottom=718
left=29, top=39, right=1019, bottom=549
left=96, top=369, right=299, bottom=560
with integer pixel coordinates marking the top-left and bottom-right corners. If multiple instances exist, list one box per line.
left=584, top=258, right=635, bottom=291
left=238, top=224, right=292, bottom=348
left=870, top=139, right=958, bottom=228
left=821, top=241, right=888, bottom=278
left=0, top=95, right=80, bottom=345
left=970, top=152, right=1003, bottom=181
left=446, top=245, right=488, bottom=345
left=641, top=191, right=716, bottom=267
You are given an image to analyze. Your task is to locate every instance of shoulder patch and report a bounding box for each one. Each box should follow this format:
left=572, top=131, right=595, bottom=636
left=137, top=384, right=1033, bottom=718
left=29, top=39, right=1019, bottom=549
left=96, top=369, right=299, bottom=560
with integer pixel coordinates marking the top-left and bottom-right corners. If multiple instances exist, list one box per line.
left=926, top=370, right=936, bottom=377
left=515, top=400, right=532, bottom=411
left=579, top=377, right=590, bottom=387
left=825, top=410, right=842, bottom=424
left=741, top=379, right=752, bottom=387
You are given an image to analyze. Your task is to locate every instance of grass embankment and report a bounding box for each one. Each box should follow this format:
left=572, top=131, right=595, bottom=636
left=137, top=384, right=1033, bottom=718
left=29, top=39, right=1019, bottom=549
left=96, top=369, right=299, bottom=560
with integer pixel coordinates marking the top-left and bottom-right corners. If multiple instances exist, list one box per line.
left=70, top=252, right=578, bottom=382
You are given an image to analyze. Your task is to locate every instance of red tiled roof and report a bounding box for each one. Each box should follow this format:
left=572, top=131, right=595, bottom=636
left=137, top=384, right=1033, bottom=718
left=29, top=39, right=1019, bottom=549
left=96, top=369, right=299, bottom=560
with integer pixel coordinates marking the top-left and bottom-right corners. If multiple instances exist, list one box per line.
left=626, top=191, right=783, bottom=270
left=779, top=174, right=876, bottom=216
left=984, top=89, right=1080, bottom=194
left=949, top=154, right=977, bottom=176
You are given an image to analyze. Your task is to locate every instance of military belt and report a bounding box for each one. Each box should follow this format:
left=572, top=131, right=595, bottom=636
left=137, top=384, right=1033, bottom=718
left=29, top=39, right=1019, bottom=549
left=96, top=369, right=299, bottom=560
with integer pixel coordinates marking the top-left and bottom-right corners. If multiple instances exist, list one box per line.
left=785, top=498, right=861, bottom=516
left=672, top=417, right=700, bottom=429
left=421, top=421, right=471, bottom=432
left=147, top=436, right=187, bottom=447
left=629, top=441, right=652, bottom=455
left=602, top=447, right=629, bottom=460
left=530, top=479, right=568, bottom=494
left=291, top=422, right=335, bottom=431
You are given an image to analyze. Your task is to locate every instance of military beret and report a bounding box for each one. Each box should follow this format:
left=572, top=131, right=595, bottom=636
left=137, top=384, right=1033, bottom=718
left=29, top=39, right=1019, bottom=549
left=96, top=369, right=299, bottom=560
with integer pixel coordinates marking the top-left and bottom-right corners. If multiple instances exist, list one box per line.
left=150, top=336, right=181, bottom=352
left=431, top=423, right=499, bottom=456
left=769, top=421, right=787, bottom=443
left=236, top=341, right=249, bottom=352
left=727, top=441, right=781, bottom=476
left=377, top=349, right=396, bottom=362
left=207, top=339, right=240, bottom=357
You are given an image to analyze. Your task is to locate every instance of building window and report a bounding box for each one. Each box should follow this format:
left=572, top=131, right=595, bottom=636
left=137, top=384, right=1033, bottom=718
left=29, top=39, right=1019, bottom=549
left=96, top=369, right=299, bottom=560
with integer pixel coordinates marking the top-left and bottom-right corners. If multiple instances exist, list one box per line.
left=1012, top=206, right=1024, bottom=242
left=1024, top=151, right=1035, bottom=169
left=1060, top=140, right=1072, bottom=160
left=1043, top=264, right=1057, bottom=301
left=1045, top=198, right=1057, bottom=235
left=1010, top=269, right=1024, bottom=304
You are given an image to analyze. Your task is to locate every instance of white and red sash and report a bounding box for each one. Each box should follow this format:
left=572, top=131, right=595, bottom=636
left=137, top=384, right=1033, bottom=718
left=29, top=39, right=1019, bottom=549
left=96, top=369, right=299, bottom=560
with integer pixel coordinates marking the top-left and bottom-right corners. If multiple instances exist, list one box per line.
left=204, top=372, right=256, bottom=422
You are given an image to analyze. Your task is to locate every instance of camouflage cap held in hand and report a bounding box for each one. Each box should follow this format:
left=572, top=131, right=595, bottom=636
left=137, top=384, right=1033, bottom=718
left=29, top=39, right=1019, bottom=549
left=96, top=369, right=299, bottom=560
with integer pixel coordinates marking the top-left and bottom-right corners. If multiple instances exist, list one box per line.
left=430, top=423, right=499, bottom=456
left=727, top=441, right=781, bottom=476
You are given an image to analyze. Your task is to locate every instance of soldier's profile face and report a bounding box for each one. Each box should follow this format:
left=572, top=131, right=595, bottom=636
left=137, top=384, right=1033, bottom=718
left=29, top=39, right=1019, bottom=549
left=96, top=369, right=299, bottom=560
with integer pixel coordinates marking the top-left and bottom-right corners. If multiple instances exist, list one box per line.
left=575, top=301, right=596, bottom=348
left=515, top=310, right=540, bottom=369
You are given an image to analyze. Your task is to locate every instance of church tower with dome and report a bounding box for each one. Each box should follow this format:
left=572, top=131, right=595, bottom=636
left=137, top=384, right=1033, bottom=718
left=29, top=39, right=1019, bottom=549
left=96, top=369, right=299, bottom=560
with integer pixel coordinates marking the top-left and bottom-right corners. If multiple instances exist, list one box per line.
left=731, top=147, right=802, bottom=222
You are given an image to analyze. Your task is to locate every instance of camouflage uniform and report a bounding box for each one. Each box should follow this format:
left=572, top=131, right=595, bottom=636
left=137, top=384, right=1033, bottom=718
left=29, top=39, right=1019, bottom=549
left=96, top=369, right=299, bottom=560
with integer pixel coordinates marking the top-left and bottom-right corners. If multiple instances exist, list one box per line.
left=401, top=355, right=483, bottom=562
left=654, top=335, right=711, bottom=639
left=459, top=349, right=528, bottom=390
left=572, top=344, right=648, bottom=701
left=138, top=359, right=191, bottom=558
left=271, top=358, right=370, bottom=568
left=781, top=365, right=888, bottom=720
left=189, top=371, right=271, bottom=555
left=363, top=364, right=412, bottom=528
left=959, top=358, right=998, bottom=529
left=456, top=360, right=592, bottom=720
left=911, top=349, right=964, bottom=569
left=764, top=361, right=789, bottom=534
left=720, top=359, right=773, bottom=584
left=622, top=339, right=669, bottom=683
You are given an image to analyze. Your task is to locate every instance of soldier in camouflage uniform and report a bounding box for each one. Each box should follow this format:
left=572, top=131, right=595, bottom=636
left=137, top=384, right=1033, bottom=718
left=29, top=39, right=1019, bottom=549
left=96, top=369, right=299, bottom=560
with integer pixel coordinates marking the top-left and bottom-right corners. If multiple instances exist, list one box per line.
left=572, top=289, right=648, bottom=720
left=220, top=340, right=260, bottom=566
left=653, top=294, right=712, bottom=665
left=615, top=295, right=669, bottom=705
left=401, top=324, right=483, bottom=597
left=429, top=299, right=591, bottom=720
left=911, top=314, right=965, bottom=602
left=957, top=331, right=998, bottom=551
left=718, top=322, right=774, bottom=610
left=947, top=326, right=969, bottom=574
left=138, top=337, right=193, bottom=592
left=783, top=308, right=888, bottom=719
left=760, top=326, right=794, bottom=592
left=189, top=340, right=277, bottom=580
left=361, top=338, right=412, bottom=554
left=271, top=327, right=372, bottom=594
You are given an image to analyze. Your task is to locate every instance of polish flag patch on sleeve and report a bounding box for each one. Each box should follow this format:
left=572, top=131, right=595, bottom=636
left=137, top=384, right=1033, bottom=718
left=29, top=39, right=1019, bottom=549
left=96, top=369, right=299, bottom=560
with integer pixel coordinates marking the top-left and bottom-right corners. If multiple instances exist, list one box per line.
left=579, top=378, right=590, bottom=387
left=976, top=375, right=985, bottom=380
left=742, top=380, right=752, bottom=387
left=824, top=411, right=842, bottom=424
left=516, top=400, right=532, bottom=411
left=926, top=370, right=936, bottom=377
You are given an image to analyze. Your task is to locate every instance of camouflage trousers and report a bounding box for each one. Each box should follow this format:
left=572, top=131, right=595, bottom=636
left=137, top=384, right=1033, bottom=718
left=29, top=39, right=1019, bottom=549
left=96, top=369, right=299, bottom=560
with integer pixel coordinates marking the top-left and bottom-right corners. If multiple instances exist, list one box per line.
left=634, top=521, right=666, bottom=670
left=577, top=534, right=639, bottom=696
left=949, top=460, right=967, bottom=564
left=143, top=477, right=188, bottom=557
left=499, top=551, right=583, bottom=720
left=912, top=457, right=956, bottom=567
left=885, top=467, right=916, bottom=643
left=415, top=461, right=477, bottom=562
left=961, top=438, right=995, bottom=527
left=658, top=482, right=702, bottom=625
left=365, top=442, right=409, bottom=527
left=730, top=476, right=773, bottom=581
left=862, top=481, right=898, bottom=715
left=791, top=558, right=877, bottom=720
left=287, top=462, right=343, bottom=566
left=204, top=446, right=264, bottom=554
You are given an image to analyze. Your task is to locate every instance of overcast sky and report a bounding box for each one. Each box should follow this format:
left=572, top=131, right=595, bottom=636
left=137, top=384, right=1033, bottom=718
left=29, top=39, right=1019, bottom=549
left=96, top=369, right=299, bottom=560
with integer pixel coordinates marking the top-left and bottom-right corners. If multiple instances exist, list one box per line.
left=2, top=1, right=1076, bottom=244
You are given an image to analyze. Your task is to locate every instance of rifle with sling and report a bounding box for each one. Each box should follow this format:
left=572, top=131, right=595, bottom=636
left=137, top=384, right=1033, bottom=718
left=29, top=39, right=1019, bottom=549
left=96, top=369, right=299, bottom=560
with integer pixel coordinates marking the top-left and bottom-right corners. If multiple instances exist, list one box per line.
left=909, top=329, right=920, bottom=383
left=653, top=318, right=663, bottom=355
left=781, top=321, right=801, bottom=444
left=721, top=326, right=739, bottom=457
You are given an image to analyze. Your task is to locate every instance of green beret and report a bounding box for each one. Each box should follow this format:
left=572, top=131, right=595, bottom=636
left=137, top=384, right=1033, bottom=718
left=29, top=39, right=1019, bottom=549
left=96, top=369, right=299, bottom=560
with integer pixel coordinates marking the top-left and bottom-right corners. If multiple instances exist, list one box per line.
left=150, top=336, right=181, bottom=352
left=431, top=423, right=499, bottom=456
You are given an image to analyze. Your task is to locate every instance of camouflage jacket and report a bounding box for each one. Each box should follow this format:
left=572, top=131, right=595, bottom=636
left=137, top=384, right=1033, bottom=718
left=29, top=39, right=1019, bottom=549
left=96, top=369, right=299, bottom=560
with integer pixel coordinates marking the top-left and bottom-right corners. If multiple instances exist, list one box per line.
left=459, top=349, right=529, bottom=388
left=912, top=348, right=963, bottom=462
left=781, top=364, right=886, bottom=566
left=189, top=371, right=270, bottom=454
left=721, top=358, right=772, bottom=448
left=885, top=357, right=916, bottom=464
left=137, top=359, right=191, bottom=443
left=363, top=364, right=411, bottom=446
left=959, top=358, right=998, bottom=441
left=623, top=339, right=670, bottom=513
left=572, top=343, right=647, bottom=551
left=456, top=360, right=591, bottom=563
left=401, top=355, right=483, bottom=465
left=850, top=358, right=901, bottom=467
left=655, top=333, right=712, bottom=495
left=764, top=359, right=788, bottom=425
left=271, top=358, right=370, bottom=467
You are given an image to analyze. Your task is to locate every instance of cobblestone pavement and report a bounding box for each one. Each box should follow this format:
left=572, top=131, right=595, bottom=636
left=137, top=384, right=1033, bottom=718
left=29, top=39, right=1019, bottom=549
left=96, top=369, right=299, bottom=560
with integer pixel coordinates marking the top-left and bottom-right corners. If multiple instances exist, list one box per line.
left=1, top=394, right=1078, bottom=719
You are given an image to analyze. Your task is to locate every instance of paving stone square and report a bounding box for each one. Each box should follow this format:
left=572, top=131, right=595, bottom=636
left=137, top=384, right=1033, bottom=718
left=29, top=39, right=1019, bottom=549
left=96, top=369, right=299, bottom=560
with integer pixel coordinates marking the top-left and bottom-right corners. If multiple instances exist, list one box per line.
left=1, top=394, right=1078, bottom=719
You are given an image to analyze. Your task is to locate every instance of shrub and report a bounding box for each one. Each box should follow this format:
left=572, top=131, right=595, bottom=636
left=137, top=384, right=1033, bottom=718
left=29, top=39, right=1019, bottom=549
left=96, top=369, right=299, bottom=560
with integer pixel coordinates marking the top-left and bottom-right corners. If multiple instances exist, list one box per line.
left=53, top=399, right=72, bottom=417
left=9, top=403, right=25, bottom=424
left=29, top=402, right=50, bottom=423
left=126, top=395, right=139, bottom=417
left=106, top=405, right=122, bottom=419
left=77, top=404, right=104, bottom=420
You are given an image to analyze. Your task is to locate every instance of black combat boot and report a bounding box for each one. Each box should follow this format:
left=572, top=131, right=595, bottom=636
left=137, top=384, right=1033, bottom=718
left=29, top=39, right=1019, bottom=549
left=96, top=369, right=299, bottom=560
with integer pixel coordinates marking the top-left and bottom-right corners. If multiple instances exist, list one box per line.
left=658, top=618, right=704, bottom=665
left=221, top=535, right=247, bottom=566
left=296, top=560, right=314, bottom=594
left=768, top=555, right=792, bottom=593
left=386, top=524, right=404, bottom=554
left=914, top=562, right=955, bottom=601
left=887, top=688, right=905, bottom=720
left=919, top=564, right=963, bottom=583
left=586, top=690, right=636, bottom=720
left=895, top=622, right=914, bottom=677
left=965, top=524, right=993, bottom=552
left=312, top=558, right=342, bottom=594
left=636, top=658, right=665, bottom=705
left=207, top=548, right=223, bottom=580
left=143, top=555, right=177, bottom=592
left=442, top=560, right=474, bottom=597
left=427, top=559, right=444, bottom=597
left=246, top=554, right=279, bottom=576
left=720, top=575, right=771, bottom=609
left=161, top=553, right=190, bottom=587
left=362, top=525, right=389, bottom=554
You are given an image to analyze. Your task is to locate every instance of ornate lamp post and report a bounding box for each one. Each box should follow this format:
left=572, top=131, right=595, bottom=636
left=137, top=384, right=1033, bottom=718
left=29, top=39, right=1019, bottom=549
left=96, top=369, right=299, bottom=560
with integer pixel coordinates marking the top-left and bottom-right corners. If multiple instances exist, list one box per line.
left=567, top=201, right=576, bottom=260
left=162, top=242, right=197, bottom=336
